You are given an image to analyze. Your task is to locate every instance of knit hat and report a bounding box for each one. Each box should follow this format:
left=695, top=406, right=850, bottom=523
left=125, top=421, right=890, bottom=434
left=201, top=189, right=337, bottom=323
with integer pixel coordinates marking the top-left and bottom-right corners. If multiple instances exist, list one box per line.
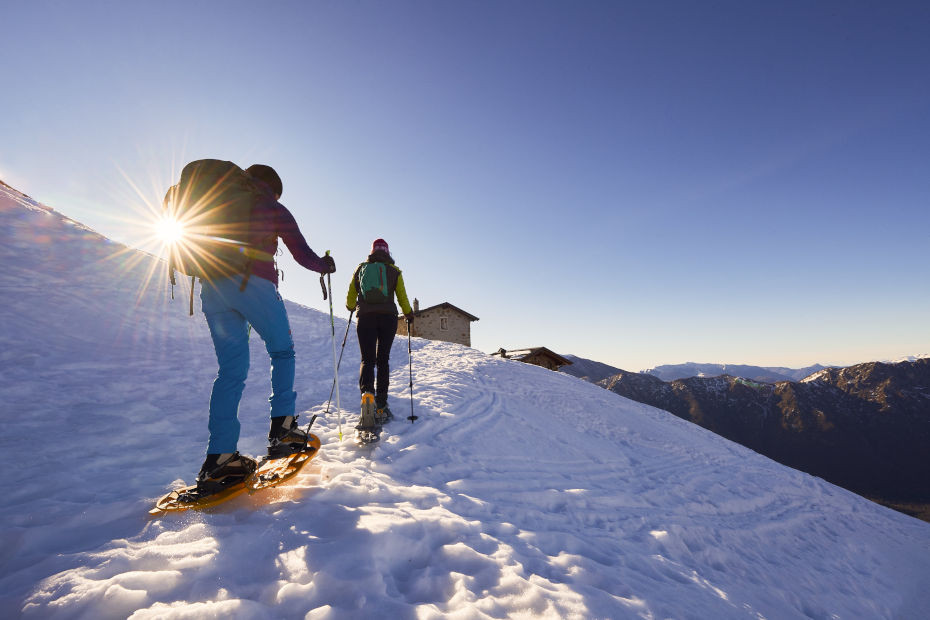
left=246, top=164, right=283, bottom=198
left=371, top=238, right=390, bottom=255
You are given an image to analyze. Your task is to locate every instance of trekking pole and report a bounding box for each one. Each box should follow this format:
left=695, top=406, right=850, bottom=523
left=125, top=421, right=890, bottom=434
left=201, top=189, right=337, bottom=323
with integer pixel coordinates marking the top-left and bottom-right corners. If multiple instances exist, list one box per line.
left=324, top=251, right=344, bottom=441
left=324, top=309, right=354, bottom=414
left=407, top=320, right=417, bottom=423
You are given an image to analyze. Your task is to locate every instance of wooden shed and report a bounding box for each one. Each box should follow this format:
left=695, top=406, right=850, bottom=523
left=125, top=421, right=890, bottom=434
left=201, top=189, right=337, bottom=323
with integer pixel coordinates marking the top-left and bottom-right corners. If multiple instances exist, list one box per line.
left=490, top=347, right=573, bottom=371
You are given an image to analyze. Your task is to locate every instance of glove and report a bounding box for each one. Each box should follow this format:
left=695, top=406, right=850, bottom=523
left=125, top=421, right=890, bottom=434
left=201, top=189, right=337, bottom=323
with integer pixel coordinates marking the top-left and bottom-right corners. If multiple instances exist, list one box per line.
left=404, top=313, right=414, bottom=324
left=321, top=255, right=336, bottom=274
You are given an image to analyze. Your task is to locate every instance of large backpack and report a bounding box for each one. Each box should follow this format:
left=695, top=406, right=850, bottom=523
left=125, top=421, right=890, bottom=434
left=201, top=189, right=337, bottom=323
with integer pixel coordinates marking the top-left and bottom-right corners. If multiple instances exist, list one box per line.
left=163, top=160, right=265, bottom=312
left=357, top=262, right=391, bottom=304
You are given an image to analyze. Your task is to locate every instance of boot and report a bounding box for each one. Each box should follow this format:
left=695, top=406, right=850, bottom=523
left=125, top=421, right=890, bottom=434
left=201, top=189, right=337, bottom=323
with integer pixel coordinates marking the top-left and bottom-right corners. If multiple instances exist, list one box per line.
left=196, top=452, right=257, bottom=493
left=268, top=415, right=308, bottom=456
left=375, top=403, right=393, bottom=425
left=357, top=392, right=378, bottom=430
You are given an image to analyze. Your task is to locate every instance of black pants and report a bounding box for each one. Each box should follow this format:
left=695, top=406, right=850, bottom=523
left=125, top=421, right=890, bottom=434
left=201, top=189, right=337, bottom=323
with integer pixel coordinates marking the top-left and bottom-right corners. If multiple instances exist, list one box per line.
left=357, top=313, right=398, bottom=407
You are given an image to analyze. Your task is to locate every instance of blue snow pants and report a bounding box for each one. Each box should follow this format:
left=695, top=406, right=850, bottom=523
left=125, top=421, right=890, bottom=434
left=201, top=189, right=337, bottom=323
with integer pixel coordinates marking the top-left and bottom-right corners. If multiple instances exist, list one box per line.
left=201, top=275, right=296, bottom=454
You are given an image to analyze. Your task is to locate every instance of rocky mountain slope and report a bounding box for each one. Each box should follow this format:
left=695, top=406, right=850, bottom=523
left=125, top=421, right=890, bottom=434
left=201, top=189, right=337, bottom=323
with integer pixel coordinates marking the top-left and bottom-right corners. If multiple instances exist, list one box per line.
left=599, top=359, right=930, bottom=520
left=559, top=354, right=624, bottom=383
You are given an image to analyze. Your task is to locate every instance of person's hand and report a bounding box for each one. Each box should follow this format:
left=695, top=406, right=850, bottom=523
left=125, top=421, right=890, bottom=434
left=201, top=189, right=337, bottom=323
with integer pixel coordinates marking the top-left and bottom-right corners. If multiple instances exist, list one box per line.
left=321, top=255, right=336, bottom=273
left=404, top=313, right=414, bottom=324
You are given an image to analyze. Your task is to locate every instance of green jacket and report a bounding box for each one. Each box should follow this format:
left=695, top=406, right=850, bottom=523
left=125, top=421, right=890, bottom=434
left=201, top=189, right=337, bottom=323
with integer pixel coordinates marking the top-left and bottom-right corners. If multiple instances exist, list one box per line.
left=346, top=251, right=413, bottom=316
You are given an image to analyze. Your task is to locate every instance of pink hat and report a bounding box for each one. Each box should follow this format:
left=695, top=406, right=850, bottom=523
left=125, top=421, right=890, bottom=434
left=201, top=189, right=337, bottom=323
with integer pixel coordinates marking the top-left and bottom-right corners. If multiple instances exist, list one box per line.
left=371, top=238, right=390, bottom=254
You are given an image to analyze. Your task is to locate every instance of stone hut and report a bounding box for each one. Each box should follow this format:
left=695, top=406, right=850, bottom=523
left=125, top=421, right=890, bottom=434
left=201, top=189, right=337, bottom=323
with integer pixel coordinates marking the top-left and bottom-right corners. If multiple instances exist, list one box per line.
left=490, top=347, right=573, bottom=371
left=397, top=299, right=479, bottom=347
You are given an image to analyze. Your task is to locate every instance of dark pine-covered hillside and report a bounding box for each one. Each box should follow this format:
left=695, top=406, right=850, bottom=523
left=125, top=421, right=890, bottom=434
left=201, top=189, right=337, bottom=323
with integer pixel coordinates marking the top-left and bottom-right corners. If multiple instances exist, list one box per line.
left=599, top=359, right=930, bottom=521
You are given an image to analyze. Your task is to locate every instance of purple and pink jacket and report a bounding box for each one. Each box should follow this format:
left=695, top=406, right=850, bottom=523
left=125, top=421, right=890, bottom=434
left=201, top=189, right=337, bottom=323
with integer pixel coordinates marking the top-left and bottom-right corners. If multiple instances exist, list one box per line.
left=248, top=182, right=329, bottom=285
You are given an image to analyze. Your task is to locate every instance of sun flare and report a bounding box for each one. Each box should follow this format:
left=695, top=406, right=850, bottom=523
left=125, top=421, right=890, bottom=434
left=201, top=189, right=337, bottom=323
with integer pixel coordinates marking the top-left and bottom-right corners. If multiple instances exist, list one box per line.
left=156, top=216, right=186, bottom=244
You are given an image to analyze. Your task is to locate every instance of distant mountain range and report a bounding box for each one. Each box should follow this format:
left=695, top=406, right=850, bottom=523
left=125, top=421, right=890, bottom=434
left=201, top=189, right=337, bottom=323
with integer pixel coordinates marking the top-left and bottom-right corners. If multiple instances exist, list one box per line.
left=561, top=354, right=930, bottom=521
left=641, top=362, right=828, bottom=383
left=561, top=356, right=828, bottom=384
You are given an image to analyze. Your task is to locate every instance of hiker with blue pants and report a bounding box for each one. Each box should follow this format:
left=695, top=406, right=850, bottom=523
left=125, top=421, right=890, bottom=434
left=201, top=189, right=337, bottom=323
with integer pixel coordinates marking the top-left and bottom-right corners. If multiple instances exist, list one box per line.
left=198, top=164, right=335, bottom=487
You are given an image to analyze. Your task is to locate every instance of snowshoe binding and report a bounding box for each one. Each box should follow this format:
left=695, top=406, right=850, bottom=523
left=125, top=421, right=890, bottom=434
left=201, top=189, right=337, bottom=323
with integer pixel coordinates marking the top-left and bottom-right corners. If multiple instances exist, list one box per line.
left=268, top=415, right=309, bottom=457
left=194, top=452, right=257, bottom=496
left=356, top=392, right=381, bottom=444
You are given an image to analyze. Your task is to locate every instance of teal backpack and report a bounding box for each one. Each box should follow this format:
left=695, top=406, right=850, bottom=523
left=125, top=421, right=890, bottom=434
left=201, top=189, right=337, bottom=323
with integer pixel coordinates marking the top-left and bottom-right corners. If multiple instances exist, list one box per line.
left=358, top=262, right=390, bottom=303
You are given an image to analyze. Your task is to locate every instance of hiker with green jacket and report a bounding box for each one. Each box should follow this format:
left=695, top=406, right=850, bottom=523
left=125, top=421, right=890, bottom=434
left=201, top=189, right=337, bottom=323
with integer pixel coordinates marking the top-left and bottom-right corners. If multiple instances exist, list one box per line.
left=346, top=239, right=413, bottom=431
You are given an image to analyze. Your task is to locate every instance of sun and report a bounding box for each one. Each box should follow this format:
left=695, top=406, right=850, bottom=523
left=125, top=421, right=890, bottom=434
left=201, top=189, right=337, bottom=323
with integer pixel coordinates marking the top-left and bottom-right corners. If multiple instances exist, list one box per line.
left=156, top=216, right=186, bottom=244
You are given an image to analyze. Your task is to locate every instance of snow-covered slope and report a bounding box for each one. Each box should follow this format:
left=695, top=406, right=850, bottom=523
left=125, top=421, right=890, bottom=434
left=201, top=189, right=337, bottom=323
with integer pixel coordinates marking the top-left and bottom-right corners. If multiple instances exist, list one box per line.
left=3, top=182, right=930, bottom=619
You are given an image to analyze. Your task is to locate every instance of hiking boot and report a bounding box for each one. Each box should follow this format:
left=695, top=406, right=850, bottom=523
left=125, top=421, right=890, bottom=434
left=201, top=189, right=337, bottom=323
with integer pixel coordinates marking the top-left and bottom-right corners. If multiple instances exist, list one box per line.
left=357, top=392, right=379, bottom=431
left=196, top=452, right=257, bottom=493
left=375, top=404, right=393, bottom=425
left=268, top=415, right=308, bottom=456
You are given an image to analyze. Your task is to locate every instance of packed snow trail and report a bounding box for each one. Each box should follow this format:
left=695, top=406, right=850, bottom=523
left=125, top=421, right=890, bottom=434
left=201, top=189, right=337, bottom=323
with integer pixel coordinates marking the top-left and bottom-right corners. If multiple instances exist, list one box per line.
left=2, top=183, right=930, bottom=619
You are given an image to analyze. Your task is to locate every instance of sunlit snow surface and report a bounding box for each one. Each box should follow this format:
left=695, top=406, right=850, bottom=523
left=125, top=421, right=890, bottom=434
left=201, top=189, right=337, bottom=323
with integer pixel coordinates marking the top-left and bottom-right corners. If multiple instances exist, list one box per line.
left=2, top=183, right=929, bottom=619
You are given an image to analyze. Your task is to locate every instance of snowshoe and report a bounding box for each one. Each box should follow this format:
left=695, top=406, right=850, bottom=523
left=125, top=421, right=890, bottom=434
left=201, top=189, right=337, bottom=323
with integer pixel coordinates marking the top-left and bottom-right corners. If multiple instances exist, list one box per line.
left=250, top=433, right=322, bottom=491
left=151, top=452, right=258, bottom=512
left=355, top=427, right=381, bottom=444
left=268, top=414, right=309, bottom=457
left=356, top=392, right=381, bottom=444
left=154, top=481, right=249, bottom=513
left=150, top=434, right=322, bottom=516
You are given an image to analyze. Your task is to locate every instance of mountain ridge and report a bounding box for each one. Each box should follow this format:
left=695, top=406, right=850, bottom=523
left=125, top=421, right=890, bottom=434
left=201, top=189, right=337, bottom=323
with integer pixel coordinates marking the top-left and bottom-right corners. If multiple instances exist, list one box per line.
left=561, top=356, right=835, bottom=384
left=595, top=359, right=930, bottom=520
left=642, top=361, right=829, bottom=383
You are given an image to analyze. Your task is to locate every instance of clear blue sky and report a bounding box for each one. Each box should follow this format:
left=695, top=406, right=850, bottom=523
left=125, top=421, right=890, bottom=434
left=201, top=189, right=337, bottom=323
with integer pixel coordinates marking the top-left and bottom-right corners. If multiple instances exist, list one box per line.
left=3, top=1, right=928, bottom=370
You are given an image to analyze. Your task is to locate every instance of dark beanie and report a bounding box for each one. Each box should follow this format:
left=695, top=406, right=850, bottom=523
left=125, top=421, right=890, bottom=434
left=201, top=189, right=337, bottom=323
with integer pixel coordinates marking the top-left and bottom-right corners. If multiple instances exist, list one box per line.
left=246, top=164, right=283, bottom=198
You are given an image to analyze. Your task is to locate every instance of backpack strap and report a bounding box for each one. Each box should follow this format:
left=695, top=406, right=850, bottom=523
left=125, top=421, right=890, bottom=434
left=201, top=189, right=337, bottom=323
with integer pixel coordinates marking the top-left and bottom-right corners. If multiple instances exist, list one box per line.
left=239, top=259, right=253, bottom=292
left=237, top=241, right=276, bottom=292
left=168, top=265, right=176, bottom=300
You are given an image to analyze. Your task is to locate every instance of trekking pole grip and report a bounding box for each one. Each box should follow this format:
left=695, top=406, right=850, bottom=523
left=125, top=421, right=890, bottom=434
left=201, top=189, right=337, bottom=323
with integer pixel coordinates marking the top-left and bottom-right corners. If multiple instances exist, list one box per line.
left=319, top=250, right=332, bottom=300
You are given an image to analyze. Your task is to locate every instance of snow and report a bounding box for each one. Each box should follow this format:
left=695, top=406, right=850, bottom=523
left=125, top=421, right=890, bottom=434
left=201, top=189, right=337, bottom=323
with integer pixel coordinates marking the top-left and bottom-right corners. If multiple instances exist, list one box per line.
left=800, top=370, right=830, bottom=384
left=642, top=363, right=828, bottom=383
left=887, top=354, right=930, bottom=364
left=3, top=181, right=930, bottom=619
